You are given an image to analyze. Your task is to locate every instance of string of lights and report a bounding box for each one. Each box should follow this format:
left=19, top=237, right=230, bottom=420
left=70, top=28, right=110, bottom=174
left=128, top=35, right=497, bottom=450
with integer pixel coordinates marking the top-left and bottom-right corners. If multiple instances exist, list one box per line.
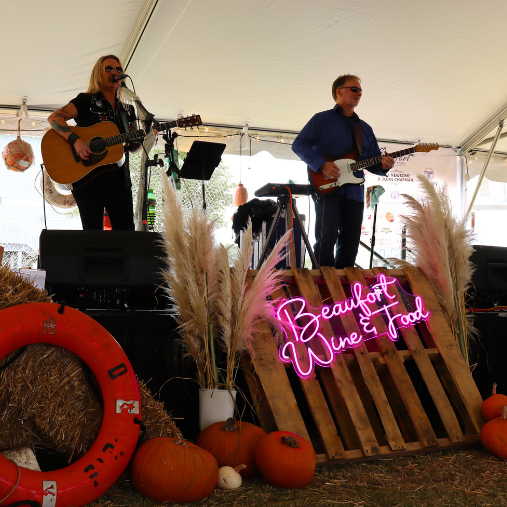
left=175, top=131, right=295, bottom=146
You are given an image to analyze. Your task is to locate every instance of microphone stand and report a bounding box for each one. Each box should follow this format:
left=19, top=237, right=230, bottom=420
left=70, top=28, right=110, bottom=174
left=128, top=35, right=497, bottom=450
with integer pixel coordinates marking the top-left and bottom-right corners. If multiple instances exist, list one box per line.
left=163, top=129, right=180, bottom=185
left=119, top=82, right=161, bottom=231
left=143, top=154, right=164, bottom=230
left=369, top=202, right=379, bottom=269
left=131, top=97, right=160, bottom=231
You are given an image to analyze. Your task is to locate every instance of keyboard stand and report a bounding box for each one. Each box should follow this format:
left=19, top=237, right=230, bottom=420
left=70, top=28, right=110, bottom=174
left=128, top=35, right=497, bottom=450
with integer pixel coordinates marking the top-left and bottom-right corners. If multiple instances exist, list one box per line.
left=256, top=195, right=319, bottom=270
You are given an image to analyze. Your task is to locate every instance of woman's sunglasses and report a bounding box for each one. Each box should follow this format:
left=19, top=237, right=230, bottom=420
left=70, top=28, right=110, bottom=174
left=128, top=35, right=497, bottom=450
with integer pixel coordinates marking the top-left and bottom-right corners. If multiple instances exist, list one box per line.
left=104, top=66, right=123, bottom=74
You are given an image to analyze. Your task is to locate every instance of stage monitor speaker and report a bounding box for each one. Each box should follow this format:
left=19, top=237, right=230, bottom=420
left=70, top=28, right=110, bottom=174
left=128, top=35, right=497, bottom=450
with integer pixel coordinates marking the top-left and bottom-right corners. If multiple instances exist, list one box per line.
left=39, top=230, right=168, bottom=311
left=469, top=244, right=507, bottom=308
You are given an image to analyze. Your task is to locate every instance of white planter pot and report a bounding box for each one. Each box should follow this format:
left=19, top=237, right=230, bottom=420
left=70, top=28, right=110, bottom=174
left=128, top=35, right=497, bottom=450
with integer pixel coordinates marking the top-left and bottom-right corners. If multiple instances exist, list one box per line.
left=199, top=388, right=237, bottom=431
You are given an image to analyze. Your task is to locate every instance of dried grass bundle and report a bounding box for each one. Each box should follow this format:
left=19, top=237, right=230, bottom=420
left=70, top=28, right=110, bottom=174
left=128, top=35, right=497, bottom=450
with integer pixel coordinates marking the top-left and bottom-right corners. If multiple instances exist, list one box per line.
left=216, top=225, right=290, bottom=387
left=160, top=176, right=288, bottom=390
left=160, top=176, right=220, bottom=388
left=391, top=175, right=475, bottom=363
left=0, top=264, right=52, bottom=310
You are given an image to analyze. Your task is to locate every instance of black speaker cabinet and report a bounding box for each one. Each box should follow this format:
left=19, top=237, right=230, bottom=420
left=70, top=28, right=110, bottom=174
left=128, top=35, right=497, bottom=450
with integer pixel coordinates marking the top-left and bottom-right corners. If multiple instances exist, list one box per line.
left=39, top=230, right=168, bottom=310
left=469, top=245, right=507, bottom=308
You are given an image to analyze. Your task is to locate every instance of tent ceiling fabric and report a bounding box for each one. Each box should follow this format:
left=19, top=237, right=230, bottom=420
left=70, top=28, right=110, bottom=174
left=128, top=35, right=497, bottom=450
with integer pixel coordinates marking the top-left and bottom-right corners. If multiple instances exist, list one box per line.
left=0, top=0, right=144, bottom=110
left=3, top=0, right=507, bottom=156
left=125, top=0, right=507, bottom=150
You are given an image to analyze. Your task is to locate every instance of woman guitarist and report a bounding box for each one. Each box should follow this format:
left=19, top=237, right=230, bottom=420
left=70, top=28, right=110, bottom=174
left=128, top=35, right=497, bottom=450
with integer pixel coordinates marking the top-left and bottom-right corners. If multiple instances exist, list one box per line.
left=47, top=54, right=142, bottom=230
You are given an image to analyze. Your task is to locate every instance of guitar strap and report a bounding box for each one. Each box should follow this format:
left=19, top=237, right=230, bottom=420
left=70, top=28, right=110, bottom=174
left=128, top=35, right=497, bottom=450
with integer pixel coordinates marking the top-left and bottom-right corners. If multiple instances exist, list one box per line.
left=354, top=122, right=363, bottom=157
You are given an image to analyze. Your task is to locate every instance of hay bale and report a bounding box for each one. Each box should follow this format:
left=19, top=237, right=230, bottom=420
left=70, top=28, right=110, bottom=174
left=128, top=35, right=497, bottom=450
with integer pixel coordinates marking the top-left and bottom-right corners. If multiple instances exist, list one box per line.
left=0, top=264, right=182, bottom=463
left=0, top=264, right=52, bottom=310
left=0, top=344, right=182, bottom=462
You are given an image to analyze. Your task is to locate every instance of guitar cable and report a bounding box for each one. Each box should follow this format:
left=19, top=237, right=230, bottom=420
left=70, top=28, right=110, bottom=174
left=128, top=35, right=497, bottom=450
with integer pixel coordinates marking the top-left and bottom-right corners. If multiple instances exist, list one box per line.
left=40, top=164, right=48, bottom=230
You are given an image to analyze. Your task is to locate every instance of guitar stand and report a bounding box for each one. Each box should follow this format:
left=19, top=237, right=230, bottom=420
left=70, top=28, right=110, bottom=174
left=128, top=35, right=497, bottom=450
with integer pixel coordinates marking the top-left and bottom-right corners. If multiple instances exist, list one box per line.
left=142, top=153, right=164, bottom=231
left=256, top=195, right=319, bottom=270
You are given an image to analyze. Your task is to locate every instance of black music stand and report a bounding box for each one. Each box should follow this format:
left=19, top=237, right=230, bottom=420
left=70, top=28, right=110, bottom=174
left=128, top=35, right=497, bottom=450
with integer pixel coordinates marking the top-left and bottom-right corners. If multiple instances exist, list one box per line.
left=180, top=141, right=226, bottom=209
left=256, top=194, right=318, bottom=269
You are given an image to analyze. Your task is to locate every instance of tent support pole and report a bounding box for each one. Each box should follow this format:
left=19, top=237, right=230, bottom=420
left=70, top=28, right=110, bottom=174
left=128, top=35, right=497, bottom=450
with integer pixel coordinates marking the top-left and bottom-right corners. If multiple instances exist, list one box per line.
left=465, top=120, right=504, bottom=218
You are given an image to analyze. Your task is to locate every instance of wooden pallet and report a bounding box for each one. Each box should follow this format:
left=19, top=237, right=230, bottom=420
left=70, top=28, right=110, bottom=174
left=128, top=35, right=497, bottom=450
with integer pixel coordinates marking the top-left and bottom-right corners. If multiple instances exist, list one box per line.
left=242, top=266, right=484, bottom=465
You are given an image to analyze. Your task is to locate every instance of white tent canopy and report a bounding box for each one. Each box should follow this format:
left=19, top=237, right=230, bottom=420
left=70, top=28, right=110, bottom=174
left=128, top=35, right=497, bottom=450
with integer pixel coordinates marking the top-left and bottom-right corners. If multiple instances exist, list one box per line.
left=2, top=0, right=507, bottom=158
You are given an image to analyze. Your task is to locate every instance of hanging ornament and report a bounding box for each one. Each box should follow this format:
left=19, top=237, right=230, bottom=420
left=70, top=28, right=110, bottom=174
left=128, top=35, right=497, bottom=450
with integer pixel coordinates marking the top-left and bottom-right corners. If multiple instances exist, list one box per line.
left=233, top=182, right=248, bottom=206
left=2, top=119, right=35, bottom=172
left=233, top=121, right=250, bottom=207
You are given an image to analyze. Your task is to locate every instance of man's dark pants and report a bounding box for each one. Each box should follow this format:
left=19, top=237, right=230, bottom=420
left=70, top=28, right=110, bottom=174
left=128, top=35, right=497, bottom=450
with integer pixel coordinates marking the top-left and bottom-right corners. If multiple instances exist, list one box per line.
left=313, top=192, right=364, bottom=269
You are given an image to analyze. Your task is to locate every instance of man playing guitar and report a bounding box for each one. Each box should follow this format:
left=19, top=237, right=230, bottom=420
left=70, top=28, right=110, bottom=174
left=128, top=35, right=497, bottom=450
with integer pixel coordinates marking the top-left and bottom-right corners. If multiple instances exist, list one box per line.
left=292, top=74, right=394, bottom=268
left=47, top=54, right=143, bottom=230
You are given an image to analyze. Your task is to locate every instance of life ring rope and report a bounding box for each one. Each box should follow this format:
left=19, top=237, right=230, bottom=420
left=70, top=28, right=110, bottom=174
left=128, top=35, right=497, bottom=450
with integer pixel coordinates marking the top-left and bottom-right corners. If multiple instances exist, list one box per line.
left=0, top=462, right=20, bottom=504
left=0, top=303, right=141, bottom=507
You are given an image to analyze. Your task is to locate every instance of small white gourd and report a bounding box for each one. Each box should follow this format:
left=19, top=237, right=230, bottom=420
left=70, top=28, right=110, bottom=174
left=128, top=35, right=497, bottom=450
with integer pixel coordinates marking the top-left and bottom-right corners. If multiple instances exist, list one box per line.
left=217, top=464, right=246, bottom=489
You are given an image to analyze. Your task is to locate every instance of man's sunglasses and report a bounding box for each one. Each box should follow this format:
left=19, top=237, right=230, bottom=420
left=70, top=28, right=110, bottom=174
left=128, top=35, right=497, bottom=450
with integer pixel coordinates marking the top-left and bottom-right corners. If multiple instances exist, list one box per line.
left=104, top=66, right=123, bottom=74
left=339, top=86, right=362, bottom=93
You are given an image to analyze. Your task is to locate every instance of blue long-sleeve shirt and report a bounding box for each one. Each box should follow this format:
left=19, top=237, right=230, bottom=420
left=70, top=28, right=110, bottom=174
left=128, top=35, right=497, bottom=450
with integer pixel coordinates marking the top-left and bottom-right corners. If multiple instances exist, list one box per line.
left=292, top=104, right=385, bottom=202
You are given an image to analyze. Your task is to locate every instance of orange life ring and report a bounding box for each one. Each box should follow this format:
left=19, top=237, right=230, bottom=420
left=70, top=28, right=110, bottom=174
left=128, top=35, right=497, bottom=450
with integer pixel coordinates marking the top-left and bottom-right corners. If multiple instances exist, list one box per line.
left=0, top=303, right=141, bottom=507
left=41, top=168, right=77, bottom=209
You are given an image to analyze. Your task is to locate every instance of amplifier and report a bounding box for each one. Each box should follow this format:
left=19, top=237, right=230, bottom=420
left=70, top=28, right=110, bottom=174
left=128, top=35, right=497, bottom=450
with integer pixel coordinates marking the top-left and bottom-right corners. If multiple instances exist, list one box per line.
left=39, top=230, right=169, bottom=310
left=469, top=245, right=507, bottom=308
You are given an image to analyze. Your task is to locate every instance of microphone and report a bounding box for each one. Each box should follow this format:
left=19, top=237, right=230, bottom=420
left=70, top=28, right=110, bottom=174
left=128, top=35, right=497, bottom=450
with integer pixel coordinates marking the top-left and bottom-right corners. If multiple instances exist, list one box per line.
left=111, top=73, right=129, bottom=82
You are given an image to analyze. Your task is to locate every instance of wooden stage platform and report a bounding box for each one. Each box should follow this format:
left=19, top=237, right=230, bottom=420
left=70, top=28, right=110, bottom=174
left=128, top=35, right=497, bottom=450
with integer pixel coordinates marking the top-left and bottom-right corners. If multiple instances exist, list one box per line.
left=242, top=266, right=484, bottom=465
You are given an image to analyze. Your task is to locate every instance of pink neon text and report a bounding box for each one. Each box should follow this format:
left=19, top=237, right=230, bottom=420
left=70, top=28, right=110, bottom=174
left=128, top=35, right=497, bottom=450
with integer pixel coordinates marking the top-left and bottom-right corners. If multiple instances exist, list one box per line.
left=276, top=274, right=430, bottom=378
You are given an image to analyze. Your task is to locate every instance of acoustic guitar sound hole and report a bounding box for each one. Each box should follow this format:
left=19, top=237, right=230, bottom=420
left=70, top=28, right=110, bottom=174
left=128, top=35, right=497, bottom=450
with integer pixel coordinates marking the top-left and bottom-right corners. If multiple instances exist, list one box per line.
left=89, top=136, right=107, bottom=155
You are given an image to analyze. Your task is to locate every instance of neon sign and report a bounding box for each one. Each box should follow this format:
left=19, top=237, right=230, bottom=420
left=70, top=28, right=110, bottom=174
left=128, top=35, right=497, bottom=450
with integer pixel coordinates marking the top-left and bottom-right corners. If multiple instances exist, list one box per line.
left=276, top=274, right=430, bottom=379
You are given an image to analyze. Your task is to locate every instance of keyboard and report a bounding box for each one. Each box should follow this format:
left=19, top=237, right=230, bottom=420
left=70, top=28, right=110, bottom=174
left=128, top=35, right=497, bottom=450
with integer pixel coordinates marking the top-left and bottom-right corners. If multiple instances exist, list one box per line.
left=254, top=183, right=315, bottom=198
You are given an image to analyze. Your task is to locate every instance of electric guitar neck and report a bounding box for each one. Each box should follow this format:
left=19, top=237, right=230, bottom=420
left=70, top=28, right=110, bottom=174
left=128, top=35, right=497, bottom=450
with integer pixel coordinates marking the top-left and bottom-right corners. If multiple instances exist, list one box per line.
left=309, top=143, right=439, bottom=196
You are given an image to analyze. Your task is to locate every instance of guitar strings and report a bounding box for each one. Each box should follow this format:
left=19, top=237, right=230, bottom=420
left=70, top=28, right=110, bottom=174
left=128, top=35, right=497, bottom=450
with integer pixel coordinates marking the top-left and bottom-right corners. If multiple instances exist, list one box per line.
left=86, top=132, right=142, bottom=152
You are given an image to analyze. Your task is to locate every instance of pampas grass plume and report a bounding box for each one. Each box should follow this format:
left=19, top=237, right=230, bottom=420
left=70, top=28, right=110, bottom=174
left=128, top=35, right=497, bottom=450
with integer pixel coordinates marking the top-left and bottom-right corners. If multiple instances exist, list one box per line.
left=392, top=174, right=475, bottom=363
left=160, top=173, right=289, bottom=389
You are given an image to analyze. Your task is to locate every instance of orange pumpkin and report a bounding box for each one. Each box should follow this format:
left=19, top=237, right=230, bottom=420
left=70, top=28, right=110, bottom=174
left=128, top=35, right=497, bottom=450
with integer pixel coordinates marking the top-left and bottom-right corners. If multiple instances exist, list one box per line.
left=254, top=431, right=316, bottom=488
left=480, top=405, right=507, bottom=460
left=196, top=417, right=266, bottom=478
left=131, top=437, right=218, bottom=503
left=481, top=383, right=507, bottom=421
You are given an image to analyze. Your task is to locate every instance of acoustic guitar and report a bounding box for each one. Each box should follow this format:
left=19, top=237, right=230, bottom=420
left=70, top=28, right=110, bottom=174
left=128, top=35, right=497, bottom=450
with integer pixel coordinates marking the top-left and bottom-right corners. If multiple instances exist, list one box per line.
left=41, top=114, right=202, bottom=185
left=309, top=143, right=439, bottom=196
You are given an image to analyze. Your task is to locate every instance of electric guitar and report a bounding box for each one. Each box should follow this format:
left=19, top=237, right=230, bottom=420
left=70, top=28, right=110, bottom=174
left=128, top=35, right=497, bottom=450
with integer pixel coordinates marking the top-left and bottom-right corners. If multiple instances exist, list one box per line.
left=41, top=114, right=202, bottom=184
left=309, top=143, right=439, bottom=196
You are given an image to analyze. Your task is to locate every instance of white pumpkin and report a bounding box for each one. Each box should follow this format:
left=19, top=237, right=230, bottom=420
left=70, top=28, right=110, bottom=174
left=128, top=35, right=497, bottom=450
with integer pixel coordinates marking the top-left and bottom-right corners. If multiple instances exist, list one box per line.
left=217, top=464, right=246, bottom=489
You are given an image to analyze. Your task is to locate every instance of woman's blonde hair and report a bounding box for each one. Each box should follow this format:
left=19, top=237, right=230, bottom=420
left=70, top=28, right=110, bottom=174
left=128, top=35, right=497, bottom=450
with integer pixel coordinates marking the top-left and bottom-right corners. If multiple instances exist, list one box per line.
left=87, top=54, right=124, bottom=93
